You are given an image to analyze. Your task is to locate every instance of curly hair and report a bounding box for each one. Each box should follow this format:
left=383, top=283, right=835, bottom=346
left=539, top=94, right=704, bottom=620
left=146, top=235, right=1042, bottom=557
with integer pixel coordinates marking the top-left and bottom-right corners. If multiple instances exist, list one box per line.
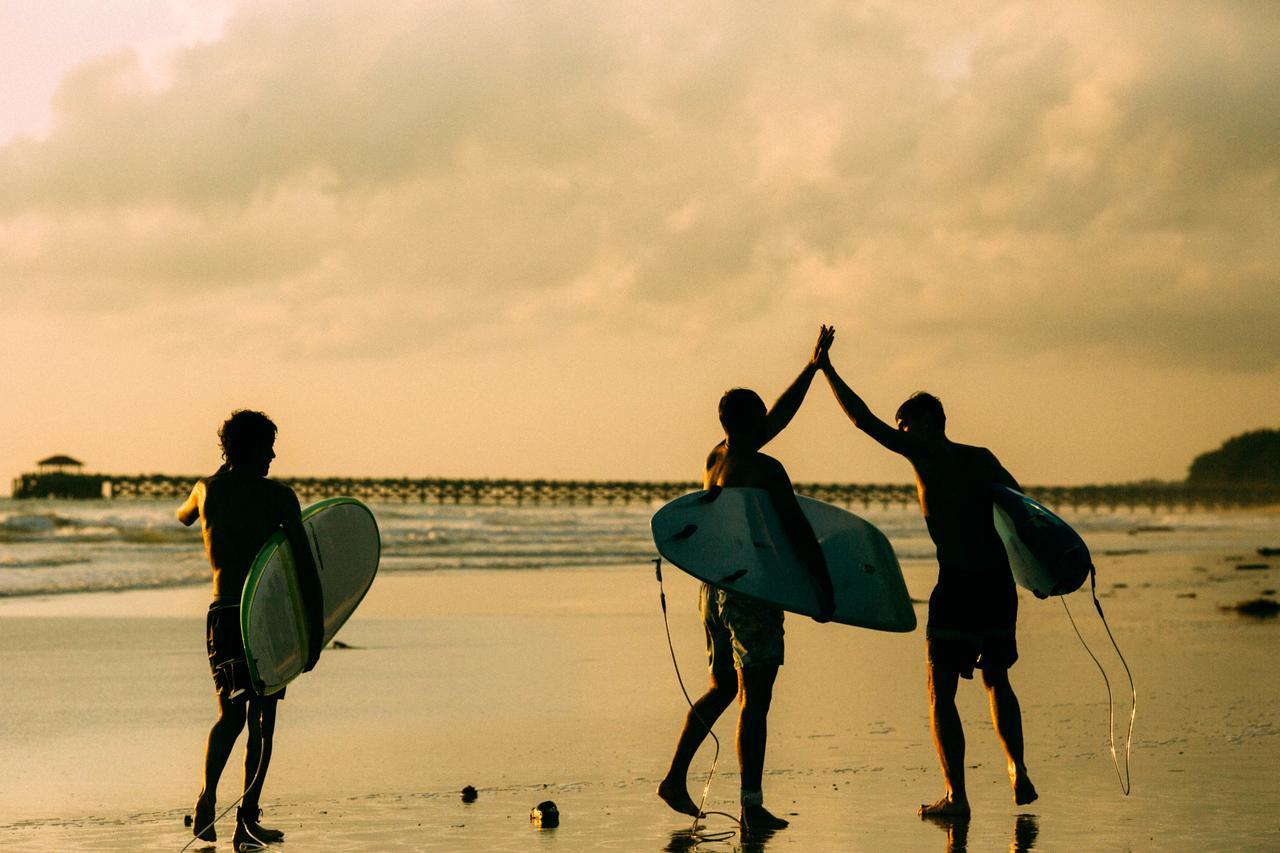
left=218, top=409, right=278, bottom=465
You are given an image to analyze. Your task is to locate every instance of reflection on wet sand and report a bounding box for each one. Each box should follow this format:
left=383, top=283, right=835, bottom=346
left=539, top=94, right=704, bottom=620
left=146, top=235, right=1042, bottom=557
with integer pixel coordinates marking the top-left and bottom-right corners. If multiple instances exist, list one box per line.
left=923, top=814, right=970, bottom=852
left=923, top=813, right=1039, bottom=853
left=1012, top=814, right=1039, bottom=851
left=665, top=824, right=747, bottom=852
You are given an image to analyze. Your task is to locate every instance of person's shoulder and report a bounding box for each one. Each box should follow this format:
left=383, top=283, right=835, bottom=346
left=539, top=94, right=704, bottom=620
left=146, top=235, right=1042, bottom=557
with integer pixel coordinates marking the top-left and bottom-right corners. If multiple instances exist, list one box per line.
left=263, top=477, right=300, bottom=501
left=953, top=440, right=995, bottom=458
left=753, top=452, right=790, bottom=478
left=705, top=441, right=728, bottom=467
left=197, top=472, right=223, bottom=494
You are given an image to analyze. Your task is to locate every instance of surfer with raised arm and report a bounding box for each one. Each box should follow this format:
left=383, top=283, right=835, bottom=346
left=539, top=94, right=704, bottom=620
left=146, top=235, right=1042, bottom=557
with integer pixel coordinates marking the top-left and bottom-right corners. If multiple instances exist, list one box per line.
left=814, top=330, right=1037, bottom=817
left=178, top=410, right=305, bottom=849
left=658, top=328, right=836, bottom=833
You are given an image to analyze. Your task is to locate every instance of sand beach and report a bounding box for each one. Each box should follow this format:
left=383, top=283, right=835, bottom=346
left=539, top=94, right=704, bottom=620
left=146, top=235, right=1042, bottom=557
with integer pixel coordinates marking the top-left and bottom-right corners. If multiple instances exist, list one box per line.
left=2, top=513, right=1279, bottom=852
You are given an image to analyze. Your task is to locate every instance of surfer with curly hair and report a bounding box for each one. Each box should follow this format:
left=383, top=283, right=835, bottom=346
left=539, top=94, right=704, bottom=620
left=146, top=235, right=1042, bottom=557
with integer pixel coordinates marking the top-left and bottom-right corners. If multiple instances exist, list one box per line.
left=814, top=330, right=1037, bottom=817
left=658, top=328, right=836, bottom=833
left=178, top=409, right=307, bottom=848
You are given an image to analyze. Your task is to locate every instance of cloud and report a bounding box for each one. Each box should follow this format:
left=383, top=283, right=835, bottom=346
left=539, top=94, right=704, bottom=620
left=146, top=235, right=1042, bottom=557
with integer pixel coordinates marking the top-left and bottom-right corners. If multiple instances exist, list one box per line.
left=1, top=0, right=1277, bottom=369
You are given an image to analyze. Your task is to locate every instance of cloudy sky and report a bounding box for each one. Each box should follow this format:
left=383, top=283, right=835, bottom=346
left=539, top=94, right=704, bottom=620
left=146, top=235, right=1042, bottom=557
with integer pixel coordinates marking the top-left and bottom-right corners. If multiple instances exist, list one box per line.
left=1, top=0, right=1276, bottom=491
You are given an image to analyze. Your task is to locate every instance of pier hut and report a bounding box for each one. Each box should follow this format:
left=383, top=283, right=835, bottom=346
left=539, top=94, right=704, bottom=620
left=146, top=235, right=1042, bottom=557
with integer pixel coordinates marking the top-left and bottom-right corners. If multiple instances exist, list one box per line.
left=13, top=455, right=105, bottom=499
left=36, top=454, right=85, bottom=474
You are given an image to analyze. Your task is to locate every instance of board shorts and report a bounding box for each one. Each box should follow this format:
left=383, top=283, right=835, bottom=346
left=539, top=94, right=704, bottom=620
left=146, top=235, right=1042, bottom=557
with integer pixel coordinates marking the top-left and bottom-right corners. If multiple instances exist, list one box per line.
left=207, top=602, right=282, bottom=702
left=700, top=582, right=784, bottom=671
left=925, top=623, right=1018, bottom=680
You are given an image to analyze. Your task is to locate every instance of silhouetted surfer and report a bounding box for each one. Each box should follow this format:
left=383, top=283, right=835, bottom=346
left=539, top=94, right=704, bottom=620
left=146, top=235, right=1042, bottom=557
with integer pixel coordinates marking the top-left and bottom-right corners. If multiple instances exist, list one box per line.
left=178, top=410, right=304, bottom=848
left=816, top=330, right=1037, bottom=817
left=658, top=329, right=836, bottom=832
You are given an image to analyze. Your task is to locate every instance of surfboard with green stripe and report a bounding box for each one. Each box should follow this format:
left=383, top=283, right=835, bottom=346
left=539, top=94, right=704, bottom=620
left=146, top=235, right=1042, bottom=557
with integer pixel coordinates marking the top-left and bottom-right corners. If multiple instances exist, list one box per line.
left=241, top=497, right=380, bottom=695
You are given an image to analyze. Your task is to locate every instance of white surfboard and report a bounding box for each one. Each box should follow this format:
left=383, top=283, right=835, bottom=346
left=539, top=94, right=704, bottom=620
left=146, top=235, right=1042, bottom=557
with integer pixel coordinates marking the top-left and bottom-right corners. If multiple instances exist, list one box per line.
left=652, top=488, right=916, bottom=632
left=241, top=497, right=380, bottom=695
left=991, top=485, right=1092, bottom=598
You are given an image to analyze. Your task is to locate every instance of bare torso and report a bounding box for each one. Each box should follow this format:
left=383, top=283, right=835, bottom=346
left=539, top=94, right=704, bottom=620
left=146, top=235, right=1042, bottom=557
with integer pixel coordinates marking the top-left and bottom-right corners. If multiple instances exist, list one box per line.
left=178, top=470, right=301, bottom=601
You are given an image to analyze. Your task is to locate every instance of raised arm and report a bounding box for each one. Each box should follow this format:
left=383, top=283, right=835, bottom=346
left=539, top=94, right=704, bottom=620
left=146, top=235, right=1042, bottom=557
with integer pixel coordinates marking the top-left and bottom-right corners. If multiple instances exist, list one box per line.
left=820, top=359, right=913, bottom=456
left=760, top=325, right=835, bottom=447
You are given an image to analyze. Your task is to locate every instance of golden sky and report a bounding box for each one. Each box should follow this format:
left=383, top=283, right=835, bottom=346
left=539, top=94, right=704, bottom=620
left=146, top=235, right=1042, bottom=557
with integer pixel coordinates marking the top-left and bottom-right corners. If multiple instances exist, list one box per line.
left=2, top=1, right=1277, bottom=490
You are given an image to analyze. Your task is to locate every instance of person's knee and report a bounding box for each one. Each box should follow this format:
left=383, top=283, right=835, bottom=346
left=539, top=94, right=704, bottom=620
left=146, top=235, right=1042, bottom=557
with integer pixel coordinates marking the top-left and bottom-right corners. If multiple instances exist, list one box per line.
left=738, top=667, right=777, bottom=711
left=709, top=678, right=737, bottom=704
left=927, top=665, right=960, bottom=705
left=981, top=667, right=1011, bottom=691
left=217, top=702, right=248, bottom=730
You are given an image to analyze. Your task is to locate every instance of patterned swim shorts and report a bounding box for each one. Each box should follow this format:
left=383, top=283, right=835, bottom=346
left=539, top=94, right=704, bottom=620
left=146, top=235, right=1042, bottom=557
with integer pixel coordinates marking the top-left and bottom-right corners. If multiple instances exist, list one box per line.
left=700, top=582, right=785, bottom=670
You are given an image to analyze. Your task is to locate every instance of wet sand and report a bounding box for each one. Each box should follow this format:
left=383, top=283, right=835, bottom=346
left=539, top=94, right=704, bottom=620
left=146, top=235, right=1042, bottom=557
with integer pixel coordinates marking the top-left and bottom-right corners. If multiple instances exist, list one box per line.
left=2, top=538, right=1279, bottom=851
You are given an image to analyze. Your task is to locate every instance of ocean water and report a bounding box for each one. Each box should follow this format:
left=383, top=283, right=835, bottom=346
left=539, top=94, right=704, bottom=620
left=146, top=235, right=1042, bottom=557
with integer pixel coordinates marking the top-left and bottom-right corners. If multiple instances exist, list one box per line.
left=0, top=495, right=1277, bottom=598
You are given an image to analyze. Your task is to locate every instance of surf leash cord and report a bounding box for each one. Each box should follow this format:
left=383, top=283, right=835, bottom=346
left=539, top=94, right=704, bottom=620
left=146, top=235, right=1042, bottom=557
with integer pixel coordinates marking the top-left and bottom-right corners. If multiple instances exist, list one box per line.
left=1060, top=565, right=1136, bottom=796
left=653, top=557, right=740, bottom=844
left=179, top=714, right=271, bottom=853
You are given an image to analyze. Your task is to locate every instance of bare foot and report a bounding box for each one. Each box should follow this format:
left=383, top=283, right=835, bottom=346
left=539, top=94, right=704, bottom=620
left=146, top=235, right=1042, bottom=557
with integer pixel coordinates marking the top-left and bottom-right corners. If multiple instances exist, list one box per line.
left=656, top=778, right=703, bottom=817
left=232, top=820, right=268, bottom=852
left=919, top=795, right=971, bottom=818
left=1013, top=773, right=1038, bottom=806
left=190, top=794, right=217, bottom=842
left=237, top=807, right=285, bottom=843
left=741, top=804, right=790, bottom=832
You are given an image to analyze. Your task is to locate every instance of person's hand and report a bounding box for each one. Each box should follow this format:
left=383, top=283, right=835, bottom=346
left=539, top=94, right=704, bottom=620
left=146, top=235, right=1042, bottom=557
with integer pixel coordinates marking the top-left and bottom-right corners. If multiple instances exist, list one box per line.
left=810, top=324, right=835, bottom=371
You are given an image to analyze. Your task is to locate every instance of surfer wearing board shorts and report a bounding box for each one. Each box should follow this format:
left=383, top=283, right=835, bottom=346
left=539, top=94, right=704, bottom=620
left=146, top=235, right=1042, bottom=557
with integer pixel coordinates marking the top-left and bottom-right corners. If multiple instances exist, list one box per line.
left=815, top=332, right=1037, bottom=818
left=658, top=330, right=836, bottom=833
left=178, top=410, right=306, bottom=849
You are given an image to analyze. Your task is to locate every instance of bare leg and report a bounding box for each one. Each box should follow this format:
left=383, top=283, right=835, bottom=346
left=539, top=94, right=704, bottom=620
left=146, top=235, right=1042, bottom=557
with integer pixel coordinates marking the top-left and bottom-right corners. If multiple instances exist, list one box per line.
left=235, top=696, right=286, bottom=846
left=194, top=695, right=247, bottom=840
left=982, top=668, right=1037, bottom=806
left=658, top=669, right=737, bottom=816
left=919, top=662, right=970, bottom=817
left=241, top=697, right=277, bottom=814
left=738, top=665, right=788, bottom=831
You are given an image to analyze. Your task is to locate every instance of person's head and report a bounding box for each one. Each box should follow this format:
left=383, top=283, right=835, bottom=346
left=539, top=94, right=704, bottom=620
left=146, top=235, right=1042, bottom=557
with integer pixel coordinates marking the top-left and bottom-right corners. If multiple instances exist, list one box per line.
left=895, top=392, right=945, bottom=436
left=718, top=388, right=767, bottom=447
left=218, top=409, right=278, bottom=474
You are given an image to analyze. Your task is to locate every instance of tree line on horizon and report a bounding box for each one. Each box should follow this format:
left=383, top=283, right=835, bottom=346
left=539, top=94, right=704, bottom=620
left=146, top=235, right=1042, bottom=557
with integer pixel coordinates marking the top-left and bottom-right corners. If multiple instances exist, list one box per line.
left=1187, top=429, right=1280, bottom=486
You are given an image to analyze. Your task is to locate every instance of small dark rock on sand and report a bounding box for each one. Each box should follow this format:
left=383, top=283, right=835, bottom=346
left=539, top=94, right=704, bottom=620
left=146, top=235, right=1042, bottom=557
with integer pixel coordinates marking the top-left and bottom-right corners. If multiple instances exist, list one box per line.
left=1258, top=547, right=1280, bottom=557
left=331, top=640, right=357, bottom=649
left=1235, top=563, right=1270, bottom=571
left=1222, top=598, right=1280, bottom=618
left=531, top=800, right=560, bottom=828
left=1176, top=592, right=1197, bottom=598
left=461, top=785, right=478, bottom=803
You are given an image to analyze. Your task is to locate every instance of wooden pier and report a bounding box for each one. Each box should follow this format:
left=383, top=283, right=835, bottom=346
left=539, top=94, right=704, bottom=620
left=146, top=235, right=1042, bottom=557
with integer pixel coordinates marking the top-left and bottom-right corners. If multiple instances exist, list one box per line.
left=10, top=472, right=1280, bottom=511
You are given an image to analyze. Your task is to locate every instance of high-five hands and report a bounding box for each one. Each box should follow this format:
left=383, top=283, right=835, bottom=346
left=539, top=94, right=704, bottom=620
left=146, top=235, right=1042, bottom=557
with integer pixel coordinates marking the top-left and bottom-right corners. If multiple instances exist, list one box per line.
left=810, top=324, right=835, bottom=371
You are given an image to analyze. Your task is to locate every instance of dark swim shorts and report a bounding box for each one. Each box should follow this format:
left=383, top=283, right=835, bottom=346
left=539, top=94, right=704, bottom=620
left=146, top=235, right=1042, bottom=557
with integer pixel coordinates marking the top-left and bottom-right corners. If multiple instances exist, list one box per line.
left=206, top=602, right=282, bottom=701
left=926, top=624, right=1018, bottom=680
